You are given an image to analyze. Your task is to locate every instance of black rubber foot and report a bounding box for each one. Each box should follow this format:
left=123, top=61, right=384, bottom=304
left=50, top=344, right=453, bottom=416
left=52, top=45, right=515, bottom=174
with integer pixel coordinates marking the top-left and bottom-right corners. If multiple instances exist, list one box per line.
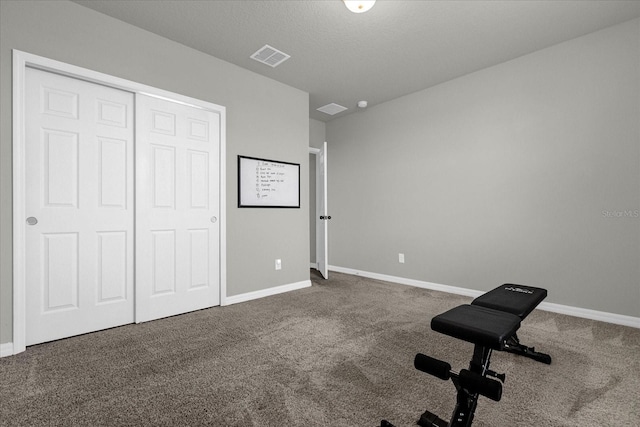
left=504, top=345, right=552, bottom=365
left=534, top=352, right=552, bottom=365
left=418, top=410, right=448, bottom=427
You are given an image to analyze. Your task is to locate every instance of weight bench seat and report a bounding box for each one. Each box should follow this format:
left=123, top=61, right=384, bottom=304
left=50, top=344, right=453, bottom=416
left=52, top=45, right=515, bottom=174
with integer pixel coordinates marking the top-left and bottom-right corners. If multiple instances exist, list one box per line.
left=472, top=284, right=546, bottom=320
left=431, top=304, right=521, bottom=350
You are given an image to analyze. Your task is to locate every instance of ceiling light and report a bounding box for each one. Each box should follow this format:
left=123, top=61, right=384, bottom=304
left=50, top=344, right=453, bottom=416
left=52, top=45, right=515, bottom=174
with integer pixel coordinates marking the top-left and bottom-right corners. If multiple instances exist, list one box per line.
left=343, top=0, right=376, bottom=14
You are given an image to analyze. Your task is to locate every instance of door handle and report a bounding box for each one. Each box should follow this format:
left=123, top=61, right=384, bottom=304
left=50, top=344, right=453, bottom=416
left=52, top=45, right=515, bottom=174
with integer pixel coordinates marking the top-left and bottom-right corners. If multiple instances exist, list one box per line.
left=319, top=216, right=331, bottom=220
left=26, top=217, right=38, bottom=225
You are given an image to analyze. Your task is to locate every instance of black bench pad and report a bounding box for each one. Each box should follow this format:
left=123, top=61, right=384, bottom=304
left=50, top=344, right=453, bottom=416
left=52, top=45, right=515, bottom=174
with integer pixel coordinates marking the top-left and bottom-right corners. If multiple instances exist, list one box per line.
left=472, top=284, right=547, bottom=320
left=431, top=305, right=521, bottom=350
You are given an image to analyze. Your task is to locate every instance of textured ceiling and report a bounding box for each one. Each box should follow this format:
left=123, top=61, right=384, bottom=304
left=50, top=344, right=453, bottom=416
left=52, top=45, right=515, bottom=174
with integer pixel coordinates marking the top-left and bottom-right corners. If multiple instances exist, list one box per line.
left=72, top=0, right=640, bottom=122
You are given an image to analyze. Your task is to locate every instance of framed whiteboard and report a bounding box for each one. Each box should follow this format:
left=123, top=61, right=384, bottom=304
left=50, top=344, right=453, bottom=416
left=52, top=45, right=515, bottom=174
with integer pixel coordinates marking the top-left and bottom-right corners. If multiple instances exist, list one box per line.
left=238, top=155, right=300, bottom=208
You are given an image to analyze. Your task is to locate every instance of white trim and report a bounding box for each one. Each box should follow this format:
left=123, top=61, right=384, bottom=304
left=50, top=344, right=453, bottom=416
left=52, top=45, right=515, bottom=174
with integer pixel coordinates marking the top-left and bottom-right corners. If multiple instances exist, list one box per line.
left=225, top=280, right=312, bottom=306
left=537, top=301, right=640, bottom=329
left=310, top=262, right=319, bottom=269
left=12, top=50, right=27, bottom=355
left=14, top=51, right=223, bottom=111
left=329, top=265, right=483, bottom=298
left=328, top=265, right=640, bottom=329
left=1, top=342, right=14, bottom=358
left=11, top=50, right=227, bottom=353
left=219, top=104, right=227, bottom=307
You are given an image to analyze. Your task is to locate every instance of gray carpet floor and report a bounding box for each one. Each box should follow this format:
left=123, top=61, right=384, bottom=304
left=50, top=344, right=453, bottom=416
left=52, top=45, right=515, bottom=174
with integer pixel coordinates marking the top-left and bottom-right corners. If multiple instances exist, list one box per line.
left=1, top=271, right=639, bottom=426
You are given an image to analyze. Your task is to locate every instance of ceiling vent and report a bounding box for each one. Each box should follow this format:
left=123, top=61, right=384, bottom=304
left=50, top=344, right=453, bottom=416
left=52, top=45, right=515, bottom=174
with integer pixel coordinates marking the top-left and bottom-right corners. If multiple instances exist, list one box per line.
left=317, top=103, right=348, bottom=115
left=250, top=45, right=290, bottom=68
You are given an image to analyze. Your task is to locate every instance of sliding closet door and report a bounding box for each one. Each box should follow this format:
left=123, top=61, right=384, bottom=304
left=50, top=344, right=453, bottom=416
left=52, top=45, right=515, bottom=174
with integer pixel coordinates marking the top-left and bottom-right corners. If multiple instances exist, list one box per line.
left=136, top=95, right=221, bottom=322
left=24, top=68, right=134, bottom=345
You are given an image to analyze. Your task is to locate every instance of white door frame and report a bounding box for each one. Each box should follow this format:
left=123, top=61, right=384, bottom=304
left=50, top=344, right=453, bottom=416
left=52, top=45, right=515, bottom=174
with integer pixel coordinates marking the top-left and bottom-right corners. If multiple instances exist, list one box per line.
left=309, top=143, right=328, bottom=278
left=11, top=50, right=227, bottom=355
left=309, top=147, right=320, bottom=270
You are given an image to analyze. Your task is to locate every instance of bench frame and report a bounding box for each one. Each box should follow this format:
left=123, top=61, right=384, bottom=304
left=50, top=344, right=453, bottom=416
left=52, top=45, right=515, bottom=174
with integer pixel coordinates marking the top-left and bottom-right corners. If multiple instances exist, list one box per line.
left=382, top=284, right=551, bottom=427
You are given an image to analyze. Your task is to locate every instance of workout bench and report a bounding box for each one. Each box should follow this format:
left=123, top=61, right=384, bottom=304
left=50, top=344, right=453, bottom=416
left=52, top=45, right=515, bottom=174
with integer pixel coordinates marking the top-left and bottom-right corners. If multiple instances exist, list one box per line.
left=382, top=284, right=551, bottom=427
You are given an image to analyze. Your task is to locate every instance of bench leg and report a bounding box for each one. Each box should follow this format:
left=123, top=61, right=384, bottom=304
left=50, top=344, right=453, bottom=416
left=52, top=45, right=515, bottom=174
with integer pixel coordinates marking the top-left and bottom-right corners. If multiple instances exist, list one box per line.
left=469, top=345, right=492, bottom=375
left=445, top=345, right=491, bottom=427
left=447, top=380, right=479, bottom=427
left=417, top=410, right=448, bottom=427
left=417, top=345, right=493, bottom=427
left=503, top=333, right=552, bottom=364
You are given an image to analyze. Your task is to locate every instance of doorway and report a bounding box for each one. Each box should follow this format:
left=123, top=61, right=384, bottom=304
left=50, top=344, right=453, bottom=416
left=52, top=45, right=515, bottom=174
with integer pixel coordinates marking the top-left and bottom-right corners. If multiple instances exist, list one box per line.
left=309, top=142, right=328, bottom=279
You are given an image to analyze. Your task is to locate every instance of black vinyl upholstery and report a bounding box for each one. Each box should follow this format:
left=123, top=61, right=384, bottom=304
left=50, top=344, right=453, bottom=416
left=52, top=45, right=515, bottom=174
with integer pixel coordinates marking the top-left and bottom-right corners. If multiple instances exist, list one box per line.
left=472, top=284, right=547, bottom=319
left=431, top=305, right=520, bottom=350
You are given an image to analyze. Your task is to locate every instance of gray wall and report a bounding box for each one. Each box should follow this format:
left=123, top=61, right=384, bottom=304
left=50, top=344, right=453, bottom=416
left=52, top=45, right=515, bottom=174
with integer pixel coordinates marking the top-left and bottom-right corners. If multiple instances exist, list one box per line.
left=309, top=119, right=326, bottom=264
left=309, top=119, right=326, bottom=150
left=0, top=0, right=310, bottom=345
left=326, top=18, right=640, bottom=317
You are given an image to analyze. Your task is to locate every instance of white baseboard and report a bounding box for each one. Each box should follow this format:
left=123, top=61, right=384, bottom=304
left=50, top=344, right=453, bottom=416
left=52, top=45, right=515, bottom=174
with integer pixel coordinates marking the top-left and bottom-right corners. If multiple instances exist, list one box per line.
left=224, top=280, right=312, bottom=306
left=329, top=265, right=484, bottom=299
left=1, top=342, right=14, bottom=358
left=329, top=265, right=640, bottom=329
left=3, top=280, right=313, bottom=357
left=309, top=262, right=318, bottom=270
left=537, top=301, right=640, bottom=328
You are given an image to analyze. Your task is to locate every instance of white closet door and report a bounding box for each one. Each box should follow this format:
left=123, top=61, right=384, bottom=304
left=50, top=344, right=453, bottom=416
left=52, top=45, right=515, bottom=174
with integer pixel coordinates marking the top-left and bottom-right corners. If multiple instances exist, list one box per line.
left=25, top=68, right=134, bottom=345
left=136, top=94, right=221, bottom=322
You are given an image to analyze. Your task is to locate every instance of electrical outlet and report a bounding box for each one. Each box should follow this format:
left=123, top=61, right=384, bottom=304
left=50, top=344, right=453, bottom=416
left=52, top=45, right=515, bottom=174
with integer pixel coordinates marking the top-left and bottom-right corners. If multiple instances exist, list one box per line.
left=399, top=253, right=405, bottom=264
left=275, top=259, right=282, bottom=270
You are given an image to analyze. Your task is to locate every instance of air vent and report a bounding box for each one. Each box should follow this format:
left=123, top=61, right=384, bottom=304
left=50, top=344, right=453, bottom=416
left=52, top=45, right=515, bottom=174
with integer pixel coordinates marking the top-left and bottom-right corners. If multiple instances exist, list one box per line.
left=317, top=103, right=348, bottom=116
left=250, top=45, right=291, bottom=68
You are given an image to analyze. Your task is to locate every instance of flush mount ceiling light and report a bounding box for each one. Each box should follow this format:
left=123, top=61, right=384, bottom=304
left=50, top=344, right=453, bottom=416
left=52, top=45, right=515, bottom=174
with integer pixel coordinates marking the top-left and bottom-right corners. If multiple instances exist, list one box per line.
left=343, top=0, right=376, bottom=14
